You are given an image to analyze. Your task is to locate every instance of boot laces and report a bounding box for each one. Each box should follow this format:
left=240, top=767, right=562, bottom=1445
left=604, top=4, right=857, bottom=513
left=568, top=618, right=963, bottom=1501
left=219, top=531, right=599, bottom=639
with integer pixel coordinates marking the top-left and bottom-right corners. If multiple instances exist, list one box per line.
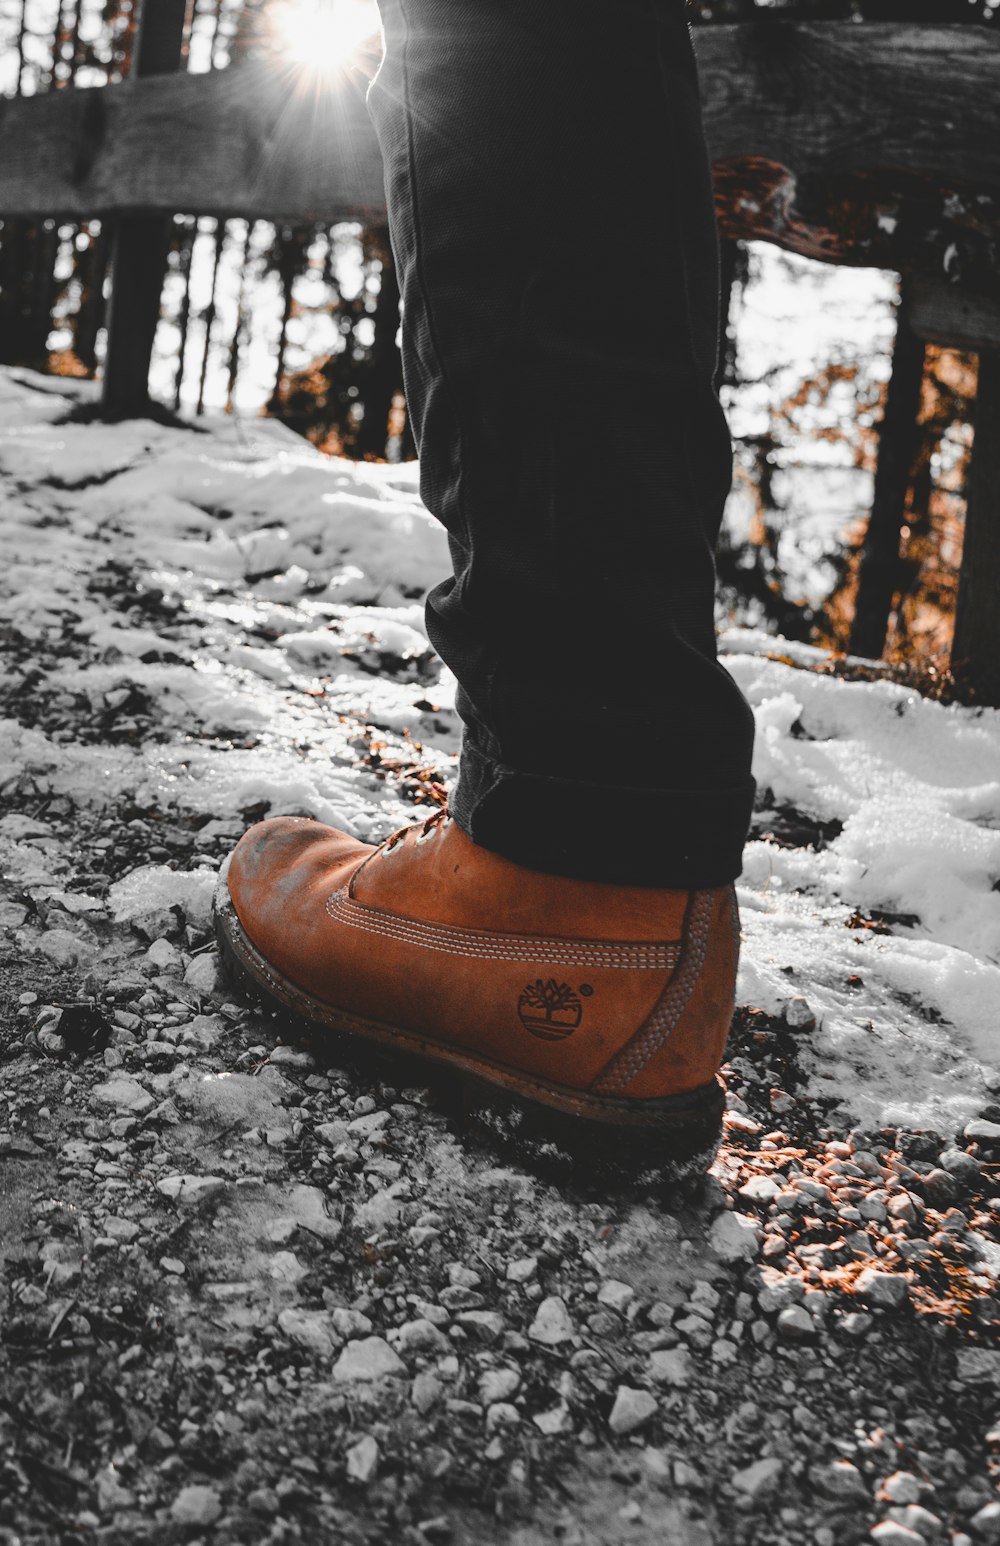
left=380, top=805, right=450, bottom=857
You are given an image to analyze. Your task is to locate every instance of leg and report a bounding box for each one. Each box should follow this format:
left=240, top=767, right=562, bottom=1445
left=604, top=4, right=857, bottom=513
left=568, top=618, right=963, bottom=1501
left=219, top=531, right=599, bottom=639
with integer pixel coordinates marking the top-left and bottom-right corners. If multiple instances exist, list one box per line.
left=218, top=0, right=749, bottom=1172
left=367, top=0, right=755, bottom=887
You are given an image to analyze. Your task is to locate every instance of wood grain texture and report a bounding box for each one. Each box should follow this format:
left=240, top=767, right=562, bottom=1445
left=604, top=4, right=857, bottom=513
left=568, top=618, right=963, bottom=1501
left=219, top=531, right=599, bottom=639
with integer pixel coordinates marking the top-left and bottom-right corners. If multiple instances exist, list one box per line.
left=0, top=23, right=997, bottom=225
left=952, top=351, right=1000, bottom=707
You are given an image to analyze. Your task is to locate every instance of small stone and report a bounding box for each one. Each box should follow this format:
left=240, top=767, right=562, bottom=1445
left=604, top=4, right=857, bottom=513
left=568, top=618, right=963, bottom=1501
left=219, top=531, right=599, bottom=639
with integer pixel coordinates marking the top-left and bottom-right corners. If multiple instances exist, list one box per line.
left=316, top=1120, right=351, bottom=1147
left=146, top=938, right=182, bottom=972
left=184, top=953, right=225, bottom=993
left=814, top=1459, right=868, bottom=1503
left=411, top=1372, right=442, bottom=1413
left=939, top=1149, right=981, bottom=1183
left=346, top=1434, right=379, bottom=1484
left=506, top=1256, right=537, bottom=1283
left=92, top=1077, right=154, bottom=1115
left=486, top=1402, right=520, bottom=1432
left=156, top=1174, right=226, bottom=1206
left=854, top=1268, right=910, bottom=1309
left=608, top=1386, right=658, bottom=1436
left=268, top=1250, right=307, bottom=1284
left=956, top=1349, right=1000, bottom=1385
left=785, top=996, right=816, bottom=1030
left=964, top=1119, right=1000, bottom=1143
left=278, top=1308, right=335, bottom=1358
left=160, top=1257, right=186, bottom=1275
left=887, top=1504, right=943, bottom=1539
left=870, top=1523, right=924, bottom=1546
left=455, top=1310, right=504, bottom=1344
left=170, top=1484, right=222, bottom=1526
left=332, top=1308, right=373, bottom=1339
left=333, top=1337, right=406, bottom=1382
left=732, top=1457, right=783, bottom=1501
left=104, top=1218, right=141, bottom=1243
left=710, top=1211, right=761, bottom=1261
left=738, top=1175, right=781, bottom=1205
left=648, top=1348, right=691, bottom=1388
left=970, top=1502, right=1000, bottom=1541
left=777, top=1304, right=815, bottom=1340
left=395, top=1318, right=449, bottom=1355
left=880, top=1473, right=922, bottom=1505
left=757, top=1275, right=806, bottom=1315
left=841, top=1311, right=873, bottom=1338
left=532, top=1403, right=571, bottom=1435
left=528, top=1296, right=574, bottom=1345
left=597, top=1279, right=635, bottom=1312
left=479, top=1368, right=521, bottom=1406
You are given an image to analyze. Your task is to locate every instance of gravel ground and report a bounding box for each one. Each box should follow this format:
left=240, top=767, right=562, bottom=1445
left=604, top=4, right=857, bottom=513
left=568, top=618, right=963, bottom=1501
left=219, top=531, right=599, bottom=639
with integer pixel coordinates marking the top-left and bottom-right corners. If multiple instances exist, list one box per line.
left=1, top=370, right=998, bottom=1546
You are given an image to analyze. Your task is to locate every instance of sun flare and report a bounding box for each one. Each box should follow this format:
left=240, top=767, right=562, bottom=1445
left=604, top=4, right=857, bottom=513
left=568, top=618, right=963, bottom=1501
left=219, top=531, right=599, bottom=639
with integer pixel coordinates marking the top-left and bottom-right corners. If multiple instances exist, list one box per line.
left=272, top=0, right=380, bottom=76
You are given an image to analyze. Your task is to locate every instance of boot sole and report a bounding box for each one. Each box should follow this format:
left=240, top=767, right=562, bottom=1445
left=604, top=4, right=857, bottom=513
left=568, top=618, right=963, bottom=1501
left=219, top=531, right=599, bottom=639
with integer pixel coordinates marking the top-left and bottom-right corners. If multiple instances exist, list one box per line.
left=213, top=877, right=724, bottom=1183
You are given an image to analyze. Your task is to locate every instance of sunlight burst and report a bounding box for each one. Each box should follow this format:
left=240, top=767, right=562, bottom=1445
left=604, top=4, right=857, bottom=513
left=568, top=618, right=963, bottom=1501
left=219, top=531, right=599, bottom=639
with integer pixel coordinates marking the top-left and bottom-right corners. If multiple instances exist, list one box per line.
left=272, top=0, right=380, bottom=77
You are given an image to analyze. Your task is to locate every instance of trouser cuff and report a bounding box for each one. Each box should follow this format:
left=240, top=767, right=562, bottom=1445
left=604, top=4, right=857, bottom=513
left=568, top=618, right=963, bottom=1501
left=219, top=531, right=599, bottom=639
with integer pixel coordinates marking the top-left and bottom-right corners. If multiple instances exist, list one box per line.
left=451, top=738, right=754, bottom=889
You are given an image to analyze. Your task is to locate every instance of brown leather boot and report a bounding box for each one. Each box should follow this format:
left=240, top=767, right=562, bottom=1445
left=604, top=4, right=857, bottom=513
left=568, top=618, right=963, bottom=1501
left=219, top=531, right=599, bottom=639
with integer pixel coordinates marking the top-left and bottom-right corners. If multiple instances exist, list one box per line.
left=215, top=809, right=739, bottom=1173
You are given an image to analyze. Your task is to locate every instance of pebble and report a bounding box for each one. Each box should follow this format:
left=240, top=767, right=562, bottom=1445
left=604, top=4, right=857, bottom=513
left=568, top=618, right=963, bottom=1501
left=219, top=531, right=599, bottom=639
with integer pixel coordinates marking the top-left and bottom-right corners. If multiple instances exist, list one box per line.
left=333, top=1337, right=406, bottom=1382
left=183, top=953, right=224, bottom=993
left=964, top=1119, right=1000, bottom=1143
left=486, top=1402, right=520, bottom=1432
left=92, top=1077, right=154, bottom=1115
left=955, top=1349, right=1000, bottom=1385
left=970, top=1502, right=1000, bottom=1541
left=170, top=1484, right=223, bottom=1526
left=456, top=1310, right=504, bottom=1344
left=608, top=1387, right=658, bottom=1436
left=411, top=1372, right=442, bottom=1414
left=739, top=1175, right=781, bottom=1205
left=479, top=1368, right=521, bottom=1406
left=887, top=1504, right=943, bottom=1538
left=776, top=1304, right=815, bottom=1340
left=532, top=1403, right=571, bottom=1435
left=156, top=1174, right=226, bottom=1206
left=278, top=1308, right=336, bottom=1358
left=528, top=1296, right=574, bottom=1345
left=506, top=1256, right=537, bottom=1283
left=854, top=1268, right=910, bottom=1309
left=597, top=1279, right=635, bottom=1312
left=880, top=1473, right=922, bottom=1505
left=732, top=1457, right=784, bottom=1501
left=785, top=996, right=816, bottom=1030
left=332, top=1308, right=373, bottom=1339
left=648, top=1348, right=691, bottom=1388
left=346, top=1435, right=379, bottom=1484
left=710, top=1211, right=761, bottom=1261
left=814, top=1458, right=869, bottom=1502
left=939, top=1149, right=981, bottom=1183
left=395, top=1318, right=449, bottom=1355
left=870, top=1523, right=924, bottom=1546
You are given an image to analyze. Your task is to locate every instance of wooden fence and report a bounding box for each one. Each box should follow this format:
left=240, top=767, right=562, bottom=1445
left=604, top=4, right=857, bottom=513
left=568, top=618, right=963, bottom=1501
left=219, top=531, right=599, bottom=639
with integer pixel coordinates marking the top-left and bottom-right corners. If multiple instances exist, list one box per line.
left=1, top=12, right=999, bottom=701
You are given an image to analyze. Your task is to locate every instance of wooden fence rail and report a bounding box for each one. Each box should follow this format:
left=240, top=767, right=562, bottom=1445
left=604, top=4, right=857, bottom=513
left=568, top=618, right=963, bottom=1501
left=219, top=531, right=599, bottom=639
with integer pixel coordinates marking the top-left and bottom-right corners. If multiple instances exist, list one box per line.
left=1, top=19, right=999, bottom=701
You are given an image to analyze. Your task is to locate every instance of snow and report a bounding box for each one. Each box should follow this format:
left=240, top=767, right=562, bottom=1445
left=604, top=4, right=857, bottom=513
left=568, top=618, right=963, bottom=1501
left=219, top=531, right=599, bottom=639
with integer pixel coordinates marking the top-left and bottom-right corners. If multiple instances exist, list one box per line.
left=2, top=365, right=998, bottom=1136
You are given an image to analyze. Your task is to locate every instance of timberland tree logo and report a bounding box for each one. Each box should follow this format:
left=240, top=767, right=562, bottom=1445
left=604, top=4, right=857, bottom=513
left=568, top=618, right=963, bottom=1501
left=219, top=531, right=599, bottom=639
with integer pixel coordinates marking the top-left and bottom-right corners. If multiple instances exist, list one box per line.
left=517, top=979, right=588, bottom=1041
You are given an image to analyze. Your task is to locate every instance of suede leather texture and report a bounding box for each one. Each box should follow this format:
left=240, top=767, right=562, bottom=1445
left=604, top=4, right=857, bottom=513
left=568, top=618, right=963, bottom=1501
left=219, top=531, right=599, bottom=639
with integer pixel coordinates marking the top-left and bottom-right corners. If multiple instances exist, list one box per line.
left=226, top=817, right=739, bottom=1099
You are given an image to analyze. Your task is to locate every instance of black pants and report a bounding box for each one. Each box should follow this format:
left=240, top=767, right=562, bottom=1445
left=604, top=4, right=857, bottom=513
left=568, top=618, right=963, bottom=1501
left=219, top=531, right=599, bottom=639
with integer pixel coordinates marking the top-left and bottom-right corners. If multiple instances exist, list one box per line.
left=367, top=0, right=755, bottom=888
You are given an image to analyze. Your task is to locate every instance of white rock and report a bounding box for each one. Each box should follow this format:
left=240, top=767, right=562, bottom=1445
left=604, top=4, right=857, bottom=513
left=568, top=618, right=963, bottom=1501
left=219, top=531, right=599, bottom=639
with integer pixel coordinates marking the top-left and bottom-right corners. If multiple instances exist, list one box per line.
left=815, top=1459, right=868, bottom=1502
left=738, top=1175, right=780, bottom=1205
left=394, top=1318, right=448, bottom=1355
left=268, top=1250, right=307, bottom=1284
left=710, top=1211, right=761, bottom=1261
left=332, top=1308, right=373, bottom=1339
left=964, top=1119, right=1000, bottom=1142
left=887, top=1504, right=943, bottom=1539
left=486, top=1402, right=521, bottom=1432
left=36, top=929, right=97, bottom=967
left=333, top=1337, right=406, bottom=1382
left=104, top=1218, right=141, bottom=1243
left=506, top=1256, right=538, bottom=1283
left=880, top=1473, right=922, bottom=1505
left=956, top=1349, right=1000, bottom=1384
left=278, top=1308, right=336, bottom=1358
left=648, top=1348, right=691, bottom=1388
left=479, top=1368, right=521, bottom=1406
left=970, top=1502, right=1000, bottom=1542
left=184, top=953, right=225, bottom=993
left=411, top=1372, right=442, bottom=1413
left=346, top=1434, right=379, bottom=1484
left=93, top=1077, right=154, bottom=1115
left=269, top=1043, right=315, bottom=1071
left=597, top=1279, right=635, bottom=1312
left=170, top=1484, right=222, bottom=1526
left=732, top=1457, right=783, bottom=1500
left=146, top=938, right=182, bottom=971
left=608, top=1386, right=658, bottom=1436
left=777, top=1304, right=815, bottom=1340
left=870, top=1523, right=924, bottom=1546
left=784, top=996, right=816, bottom=1030
left=156, top=1174, right=226, bottom=1206
left=316, top=1120, right=351, bottom=1147
left=854, top=1268, right=910, bottom=1309
left=533, top=1403, right=571, bottom=1435
left=528, top=1296, right=574, bottom=1345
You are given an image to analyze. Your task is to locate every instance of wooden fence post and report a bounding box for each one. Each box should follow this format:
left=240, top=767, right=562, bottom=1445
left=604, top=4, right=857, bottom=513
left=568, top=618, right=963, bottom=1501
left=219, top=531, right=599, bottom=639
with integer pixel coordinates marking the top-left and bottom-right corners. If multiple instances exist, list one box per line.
left=848, top=285, right=925, bottom=661
left=952, top=350, right=1000, bottom=707
left=100, top=0, right=187, bottom=419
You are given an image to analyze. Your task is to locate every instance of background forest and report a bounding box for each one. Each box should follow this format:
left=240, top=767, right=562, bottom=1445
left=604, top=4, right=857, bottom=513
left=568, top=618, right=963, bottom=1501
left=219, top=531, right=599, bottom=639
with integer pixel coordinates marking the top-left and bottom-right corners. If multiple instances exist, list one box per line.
left=0, top=0, right=996, bottom=672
